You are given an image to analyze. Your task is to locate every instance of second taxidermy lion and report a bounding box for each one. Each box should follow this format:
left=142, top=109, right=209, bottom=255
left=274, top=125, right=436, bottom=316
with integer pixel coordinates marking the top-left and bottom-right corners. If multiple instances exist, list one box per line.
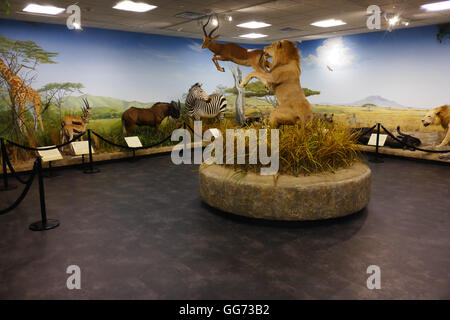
left=240, top=39, right=313, bottom=128
left=422, top=105, right=450, bottom=147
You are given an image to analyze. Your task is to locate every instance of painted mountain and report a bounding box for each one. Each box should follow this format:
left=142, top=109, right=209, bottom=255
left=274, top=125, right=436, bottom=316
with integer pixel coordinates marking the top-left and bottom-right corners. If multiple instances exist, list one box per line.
left=347, top=96, right=406, bottom=109
left=64, top=94, right=152, bottom=110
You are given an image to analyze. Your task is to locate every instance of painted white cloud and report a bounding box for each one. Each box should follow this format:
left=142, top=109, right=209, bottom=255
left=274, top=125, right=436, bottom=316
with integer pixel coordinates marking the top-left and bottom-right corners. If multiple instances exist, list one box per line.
left=304, top=37, right=355, bottom=69
left=187, top=40, right=203, bottom=53
left=146, top=49, right=179, bottom=63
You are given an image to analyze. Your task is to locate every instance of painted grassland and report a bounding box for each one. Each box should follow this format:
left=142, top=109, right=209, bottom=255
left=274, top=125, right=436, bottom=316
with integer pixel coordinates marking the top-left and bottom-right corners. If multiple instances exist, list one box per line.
left=1, top=96, right=444, bottom=163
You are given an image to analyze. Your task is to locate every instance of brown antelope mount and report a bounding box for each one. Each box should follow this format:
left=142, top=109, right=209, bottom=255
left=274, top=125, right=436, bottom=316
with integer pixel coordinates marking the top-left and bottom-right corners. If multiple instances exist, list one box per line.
left=61, top=98, right=91, bottom=143
left=201, top=16, right=270, bottom=73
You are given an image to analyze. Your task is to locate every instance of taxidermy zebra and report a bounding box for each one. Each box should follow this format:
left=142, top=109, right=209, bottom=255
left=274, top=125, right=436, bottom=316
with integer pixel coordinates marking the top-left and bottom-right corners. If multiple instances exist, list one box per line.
left=185, top=83, right=227, bottom=121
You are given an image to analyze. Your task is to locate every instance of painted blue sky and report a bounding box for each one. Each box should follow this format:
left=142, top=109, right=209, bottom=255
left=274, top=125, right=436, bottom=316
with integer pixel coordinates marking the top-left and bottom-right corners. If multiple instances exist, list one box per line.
left=0, top=19, right=449, bottom=108
left=299, top=26, right=450, bottom=108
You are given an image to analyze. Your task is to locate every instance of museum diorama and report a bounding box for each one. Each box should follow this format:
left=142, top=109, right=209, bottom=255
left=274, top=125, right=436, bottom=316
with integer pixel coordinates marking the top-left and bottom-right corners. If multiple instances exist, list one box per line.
left=0, top=0, right=449, bottom=302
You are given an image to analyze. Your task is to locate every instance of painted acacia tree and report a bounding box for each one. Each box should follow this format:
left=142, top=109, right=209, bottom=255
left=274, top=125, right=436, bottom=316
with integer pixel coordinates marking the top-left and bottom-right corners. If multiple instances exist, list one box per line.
left=39, top=82, right=84, bottom=120
left=229, top=65, right=245, bottom=125
left=0, top=34, right=57, bottom=142
left=362, top=103, right=376, bottom=112
left=225, top=80, right=320, bottom=108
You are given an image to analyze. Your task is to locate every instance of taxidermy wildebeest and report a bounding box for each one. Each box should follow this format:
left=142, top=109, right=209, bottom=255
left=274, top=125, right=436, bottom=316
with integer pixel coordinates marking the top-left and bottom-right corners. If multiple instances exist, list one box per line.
left=351, top=126, right=421, bottom=151
left=122, top=101, right=180, bottom=135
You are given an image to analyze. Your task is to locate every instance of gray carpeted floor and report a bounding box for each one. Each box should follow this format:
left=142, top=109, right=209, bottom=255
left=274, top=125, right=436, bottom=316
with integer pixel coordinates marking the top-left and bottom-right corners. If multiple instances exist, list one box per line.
left=0, top=155, right=449, bottom=299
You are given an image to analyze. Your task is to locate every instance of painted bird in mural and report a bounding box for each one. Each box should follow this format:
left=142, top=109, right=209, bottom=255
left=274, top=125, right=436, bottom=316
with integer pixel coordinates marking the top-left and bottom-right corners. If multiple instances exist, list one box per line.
left=0, top=57, right=44, bottom=131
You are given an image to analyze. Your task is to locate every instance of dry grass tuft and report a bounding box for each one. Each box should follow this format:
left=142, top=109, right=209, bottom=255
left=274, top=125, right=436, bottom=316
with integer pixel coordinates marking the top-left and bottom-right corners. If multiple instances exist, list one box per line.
left=210, top=119, right=360, bottom=176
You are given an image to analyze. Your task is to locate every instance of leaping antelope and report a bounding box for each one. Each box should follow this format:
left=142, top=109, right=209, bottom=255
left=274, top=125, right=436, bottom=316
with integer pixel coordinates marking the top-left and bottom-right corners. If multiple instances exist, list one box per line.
left=201, top=16, right=271, bottom=73
left=61, top=98, right=91, bottom=144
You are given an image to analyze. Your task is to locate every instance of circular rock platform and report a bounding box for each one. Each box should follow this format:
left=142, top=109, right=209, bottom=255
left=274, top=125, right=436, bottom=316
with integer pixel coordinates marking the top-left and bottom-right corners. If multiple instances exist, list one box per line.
left=199, top=162, right=371, bottom=221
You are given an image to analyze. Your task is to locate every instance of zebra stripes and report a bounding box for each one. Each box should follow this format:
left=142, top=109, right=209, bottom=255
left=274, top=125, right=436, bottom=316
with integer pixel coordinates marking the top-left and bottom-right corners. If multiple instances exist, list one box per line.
left=185, top=84, right=227, bottom=121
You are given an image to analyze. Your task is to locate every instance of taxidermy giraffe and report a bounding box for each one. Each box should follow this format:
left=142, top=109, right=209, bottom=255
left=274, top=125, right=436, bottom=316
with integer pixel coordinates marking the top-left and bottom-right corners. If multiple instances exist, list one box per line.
left=0, top=57, right=44, bottom=131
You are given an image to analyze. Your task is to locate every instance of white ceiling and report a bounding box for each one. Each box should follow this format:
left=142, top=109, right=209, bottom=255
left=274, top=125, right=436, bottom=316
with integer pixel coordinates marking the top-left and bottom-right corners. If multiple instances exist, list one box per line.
left=2, top=0, right=450, bottom=43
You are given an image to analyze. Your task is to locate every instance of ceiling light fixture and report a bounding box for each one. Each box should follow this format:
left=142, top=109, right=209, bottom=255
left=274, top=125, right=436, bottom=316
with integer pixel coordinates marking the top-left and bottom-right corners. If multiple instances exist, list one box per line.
left=421, top=1, right=450, bottom=11
left=388, top=15, right=399, bottom=26
left=23, top=4, right=65, bottom=15
left=237, top=21, right=271, bottom=29
left=239, top=33, right=268, bottom=39
left=311, top=19, right=346, bottom=28
left=212, top=18, right=218, bottom=26
left=227, top=16, right=233, bottom=22
left=113, top=1, right=157, bottom=13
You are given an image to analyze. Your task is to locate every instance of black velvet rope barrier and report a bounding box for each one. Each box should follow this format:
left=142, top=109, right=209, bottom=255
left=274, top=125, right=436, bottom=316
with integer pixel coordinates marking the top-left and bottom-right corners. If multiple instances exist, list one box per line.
left=5, top=132, right=86, bottom=151
left=359, top=125, right=377, bottom=137
left=184, top=121, right=205, bottom=140
left=0, top=160, right=37, bottom=215
left=90, top=123, right=183, bottom=150
left=381, top=125, right=450, bottom=153
left=4, top=150, right=28, bottom=185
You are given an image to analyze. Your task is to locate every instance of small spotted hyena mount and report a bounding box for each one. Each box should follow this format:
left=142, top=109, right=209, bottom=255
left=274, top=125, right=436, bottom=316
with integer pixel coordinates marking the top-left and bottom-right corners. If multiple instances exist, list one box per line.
left=0, top=57, right=44, bottom=131
left=313, top=113, right=334, bottom=123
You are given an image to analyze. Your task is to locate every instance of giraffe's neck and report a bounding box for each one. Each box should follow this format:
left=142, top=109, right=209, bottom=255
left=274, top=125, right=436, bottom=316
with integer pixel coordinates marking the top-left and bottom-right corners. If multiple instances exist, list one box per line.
left=0, top=58, right=13, bottom=83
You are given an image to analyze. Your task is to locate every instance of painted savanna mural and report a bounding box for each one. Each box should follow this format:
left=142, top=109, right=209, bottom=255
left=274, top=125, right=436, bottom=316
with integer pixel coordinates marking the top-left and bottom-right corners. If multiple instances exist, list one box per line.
left=0, top=19, right=449, bottom=163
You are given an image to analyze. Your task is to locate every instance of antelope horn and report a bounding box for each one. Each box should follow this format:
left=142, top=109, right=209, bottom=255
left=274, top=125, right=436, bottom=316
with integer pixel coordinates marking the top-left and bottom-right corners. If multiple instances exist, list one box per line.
left=202, top=16, right=211, bottom=37
left=208, top=17, right=219, bottom=37
left=83, top=98, right=90, bottom=109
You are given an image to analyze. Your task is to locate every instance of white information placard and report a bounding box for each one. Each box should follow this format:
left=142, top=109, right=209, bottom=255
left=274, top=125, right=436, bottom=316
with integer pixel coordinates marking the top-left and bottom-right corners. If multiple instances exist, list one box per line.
left=37, top=146, right=63, bottom=162
left=71, top=141, right=94, bottom=156
left=124, top=136, right=143, bottom=148
left=368, top=133, right=387, bottom=147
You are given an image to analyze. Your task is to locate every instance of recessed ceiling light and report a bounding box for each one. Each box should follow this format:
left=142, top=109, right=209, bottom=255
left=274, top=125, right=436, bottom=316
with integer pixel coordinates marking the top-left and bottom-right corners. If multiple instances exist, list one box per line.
left=237, top=21, right=271, bottom=29
left=239, top=33, right=268, bottom=39
left=388, top=15, right=399, bottom=26
left=113, top=1, right=157, bottom=13
left=23, top=4, right=65, bottom=15
left=212, top=18, right=218, bottom=26
left=421, top=1, right=450, bottom=11
left=311, top=19, right=346, bottom=28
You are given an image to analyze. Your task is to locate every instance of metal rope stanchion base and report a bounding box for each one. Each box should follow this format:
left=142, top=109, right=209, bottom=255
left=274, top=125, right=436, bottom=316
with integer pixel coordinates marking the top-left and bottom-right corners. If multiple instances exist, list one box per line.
left=29, top=219, right=60, bottom=231
left=369, top=156, right=384, bottom=163
left=83, top=167, right=100, bottom=174
left=0, top=183, right=17, bottom=191
left=43, top=161, right=60, bottom=178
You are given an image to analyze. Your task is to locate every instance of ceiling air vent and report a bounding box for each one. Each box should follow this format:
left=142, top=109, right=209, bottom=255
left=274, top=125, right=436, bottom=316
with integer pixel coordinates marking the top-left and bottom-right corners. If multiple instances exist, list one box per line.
left=175, top=12, right=204, bottom=20
left=279, top=27, right=298, bottom=32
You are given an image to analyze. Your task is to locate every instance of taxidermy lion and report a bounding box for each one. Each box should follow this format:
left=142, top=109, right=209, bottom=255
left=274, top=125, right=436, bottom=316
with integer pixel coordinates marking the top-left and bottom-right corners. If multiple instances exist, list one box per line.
left=421, top=105, right=450, bottom=147
left=240, top=39, right=313, bottom=128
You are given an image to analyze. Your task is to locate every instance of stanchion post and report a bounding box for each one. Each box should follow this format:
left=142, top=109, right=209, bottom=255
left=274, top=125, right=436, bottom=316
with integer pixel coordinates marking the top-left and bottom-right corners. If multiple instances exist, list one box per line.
left=0, top=138, right=17, bottom=191
left=183, top=122, right=187, bottom=156
left=371, top=123, right=384, bottom=163
left=83, top=129, right=100, bottom=174
left=29, top=157, right=59, bottom=231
